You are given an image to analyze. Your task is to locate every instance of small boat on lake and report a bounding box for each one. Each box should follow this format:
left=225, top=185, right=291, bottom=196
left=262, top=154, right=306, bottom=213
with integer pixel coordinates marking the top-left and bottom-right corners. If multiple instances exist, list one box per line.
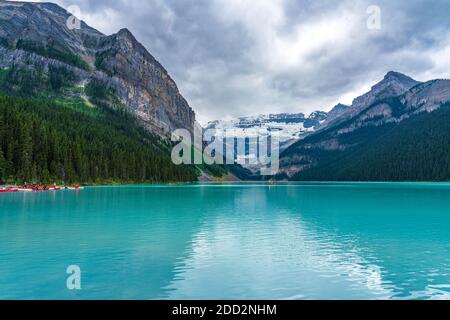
left=1, top=185, right=84, bottom=193
left=0, top=187, right=19, bottom=193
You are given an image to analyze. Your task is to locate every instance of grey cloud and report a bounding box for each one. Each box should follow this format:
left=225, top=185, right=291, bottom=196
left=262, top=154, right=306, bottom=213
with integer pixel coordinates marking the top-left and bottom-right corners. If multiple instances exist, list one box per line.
left=25, top=0, right=450, bottom=123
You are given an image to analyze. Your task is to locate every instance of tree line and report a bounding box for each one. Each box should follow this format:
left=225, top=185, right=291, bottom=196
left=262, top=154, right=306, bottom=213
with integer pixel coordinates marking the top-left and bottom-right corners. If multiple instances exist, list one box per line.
left=0, top=95, right=197, bottom=184
left=291, top=104, right=450, bottom=182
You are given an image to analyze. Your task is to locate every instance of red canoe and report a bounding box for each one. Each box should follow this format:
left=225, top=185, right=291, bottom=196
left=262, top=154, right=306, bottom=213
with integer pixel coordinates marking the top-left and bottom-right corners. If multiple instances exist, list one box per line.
left=0, top=189, right=19, bottom=193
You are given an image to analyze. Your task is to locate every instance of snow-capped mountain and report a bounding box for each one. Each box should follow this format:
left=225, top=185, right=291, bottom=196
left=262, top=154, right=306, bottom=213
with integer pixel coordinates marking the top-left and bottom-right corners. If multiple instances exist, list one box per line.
left=206, top=111, right=328, bottom=148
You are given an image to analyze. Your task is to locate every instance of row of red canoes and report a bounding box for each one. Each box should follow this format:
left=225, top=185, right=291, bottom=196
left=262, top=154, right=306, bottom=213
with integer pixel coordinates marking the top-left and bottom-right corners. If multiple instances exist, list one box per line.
left=0, top=185, right=83, bottom=193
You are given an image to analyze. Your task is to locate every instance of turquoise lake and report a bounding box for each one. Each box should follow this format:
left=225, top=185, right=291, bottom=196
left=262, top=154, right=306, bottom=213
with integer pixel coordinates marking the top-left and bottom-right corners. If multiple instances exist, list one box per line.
left=1, top=183, right=450, bottom=300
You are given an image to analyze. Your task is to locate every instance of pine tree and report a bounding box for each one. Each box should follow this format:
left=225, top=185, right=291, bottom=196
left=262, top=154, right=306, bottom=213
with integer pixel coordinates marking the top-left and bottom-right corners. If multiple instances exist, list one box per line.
left=0, top=148, right=6, bottom=182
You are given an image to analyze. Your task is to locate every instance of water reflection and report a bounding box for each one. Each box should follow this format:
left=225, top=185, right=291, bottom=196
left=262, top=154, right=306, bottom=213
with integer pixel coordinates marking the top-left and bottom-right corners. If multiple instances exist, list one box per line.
left=1, top=183, right=450, bottom=299
left=163, top=186, right=395, bottom=299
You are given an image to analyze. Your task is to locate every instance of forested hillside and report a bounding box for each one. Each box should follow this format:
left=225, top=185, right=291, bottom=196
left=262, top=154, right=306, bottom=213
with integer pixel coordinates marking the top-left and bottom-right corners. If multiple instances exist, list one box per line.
left=0, top=1, right=218, bottom=185
left=0, top=95, right=197, bottom=184
left=288, top=104, right=450, bottom=181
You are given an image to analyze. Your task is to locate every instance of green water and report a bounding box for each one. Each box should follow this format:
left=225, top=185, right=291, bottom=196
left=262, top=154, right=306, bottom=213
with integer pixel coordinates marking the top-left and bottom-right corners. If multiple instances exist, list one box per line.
left=1, top=183, right=450, bottom=300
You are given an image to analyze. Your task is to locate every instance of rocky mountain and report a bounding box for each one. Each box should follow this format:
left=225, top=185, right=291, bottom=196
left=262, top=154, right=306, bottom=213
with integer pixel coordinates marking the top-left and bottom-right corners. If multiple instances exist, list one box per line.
left=326, top=103, right=349, bottom=122
left=321, top=71, right=420, bottom=129
left=206, top=111, right=328, bottom=149
left=0, top=1, right=233, bottom=184
left=279, top=71, right=450, bottom=181
left=0, top=1, right=195, bottom=136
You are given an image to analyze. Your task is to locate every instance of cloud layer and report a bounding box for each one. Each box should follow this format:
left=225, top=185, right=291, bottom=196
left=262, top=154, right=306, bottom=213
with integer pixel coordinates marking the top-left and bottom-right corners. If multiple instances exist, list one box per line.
left=24, top=0, right=450, bottom=123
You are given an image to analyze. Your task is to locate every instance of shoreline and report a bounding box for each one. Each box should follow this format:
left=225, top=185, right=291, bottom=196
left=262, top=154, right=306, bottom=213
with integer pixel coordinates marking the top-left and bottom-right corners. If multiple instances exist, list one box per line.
left=4, top=180, right=450, bottom=189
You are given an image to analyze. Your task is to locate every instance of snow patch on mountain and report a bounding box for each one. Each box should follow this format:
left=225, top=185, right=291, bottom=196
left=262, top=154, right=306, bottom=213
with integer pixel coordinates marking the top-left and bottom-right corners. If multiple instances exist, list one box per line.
left=206, top=112, right=328, bottom=148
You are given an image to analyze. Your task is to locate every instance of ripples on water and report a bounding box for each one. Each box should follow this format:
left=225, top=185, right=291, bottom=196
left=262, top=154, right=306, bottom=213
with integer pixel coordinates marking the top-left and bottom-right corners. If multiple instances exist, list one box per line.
left=1, top=183, right=450, bottom=300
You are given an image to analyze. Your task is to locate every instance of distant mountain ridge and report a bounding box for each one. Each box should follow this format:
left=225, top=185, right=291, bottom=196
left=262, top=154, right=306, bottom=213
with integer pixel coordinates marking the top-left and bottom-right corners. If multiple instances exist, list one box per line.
left=280, top=71, right=450, bottom=181
left=325, top=103, right=350, bottom=122
left=206, top=109, right=347, bottom=150
left=320, top=71, right=420, bottom=129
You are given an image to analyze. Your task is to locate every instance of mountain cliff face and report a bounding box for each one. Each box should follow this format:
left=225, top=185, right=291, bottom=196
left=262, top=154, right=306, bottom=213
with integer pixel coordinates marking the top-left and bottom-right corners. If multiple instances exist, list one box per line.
left=321, top=72, right=420, bottom=129
left=326, top=103, right=349, bottom=122
left=351, top=71, right=420, bottom=111
left=0, top=1, right=195, bottom=137
left=0, top=1, right=102, bottom=55
left=280, top=71, right=450, bottom=180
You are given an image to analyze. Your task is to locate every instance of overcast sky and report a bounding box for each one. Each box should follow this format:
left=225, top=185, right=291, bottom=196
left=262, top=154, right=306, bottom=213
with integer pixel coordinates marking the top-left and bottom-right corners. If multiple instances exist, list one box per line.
left=23, top=0, right=450, bottom=123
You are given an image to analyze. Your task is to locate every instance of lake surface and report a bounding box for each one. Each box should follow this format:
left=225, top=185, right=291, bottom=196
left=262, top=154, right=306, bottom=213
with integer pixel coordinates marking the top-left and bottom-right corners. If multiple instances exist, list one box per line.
left=1, top=183, right=450, bottom=300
